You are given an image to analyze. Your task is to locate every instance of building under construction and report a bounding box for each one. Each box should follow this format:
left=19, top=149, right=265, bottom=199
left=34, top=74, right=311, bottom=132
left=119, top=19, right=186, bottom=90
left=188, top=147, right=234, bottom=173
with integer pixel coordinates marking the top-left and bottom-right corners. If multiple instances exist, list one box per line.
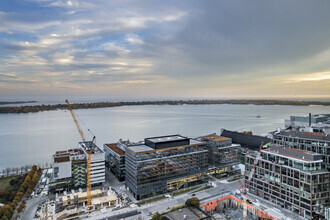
left=43, top=188, right=118, bottom=220
left=201, top=134, right=241, bottom=178
left=49, top=141, right=105, bottom=193
left=125, top=135, right=209, bottom=200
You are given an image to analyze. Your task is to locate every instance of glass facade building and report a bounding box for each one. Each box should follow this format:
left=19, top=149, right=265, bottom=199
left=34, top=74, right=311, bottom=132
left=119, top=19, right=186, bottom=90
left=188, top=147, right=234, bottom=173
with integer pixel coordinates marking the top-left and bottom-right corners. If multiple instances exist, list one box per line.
left=125, top=135, right=208, bottom=200
left=201, top=134, right=240, bottom=178
left=104, top=143, right=126, bottom=181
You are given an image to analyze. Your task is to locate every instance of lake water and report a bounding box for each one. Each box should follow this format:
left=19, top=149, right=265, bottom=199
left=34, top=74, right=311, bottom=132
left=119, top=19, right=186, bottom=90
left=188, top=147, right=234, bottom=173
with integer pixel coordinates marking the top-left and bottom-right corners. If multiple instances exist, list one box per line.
left=0, top=104, right=329, bottom=170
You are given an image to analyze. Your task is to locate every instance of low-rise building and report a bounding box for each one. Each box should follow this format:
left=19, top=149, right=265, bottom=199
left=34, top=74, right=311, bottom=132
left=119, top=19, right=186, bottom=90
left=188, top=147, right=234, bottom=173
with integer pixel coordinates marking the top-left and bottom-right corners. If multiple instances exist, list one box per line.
left=125, top=135, right=209, bottom=200
left=201, top=134, right=240, bottom=178
left=220, top=129, right=271, bottom=151
left=246, top=144, right=330, bottom=219
left=104, top=143, right=125, bottom=181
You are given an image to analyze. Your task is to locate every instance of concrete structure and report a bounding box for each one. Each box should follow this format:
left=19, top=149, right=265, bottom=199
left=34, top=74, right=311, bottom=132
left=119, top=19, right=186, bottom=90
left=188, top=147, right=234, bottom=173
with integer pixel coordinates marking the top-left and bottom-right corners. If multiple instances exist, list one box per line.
left=104, top=143, right=125, bottom=181
left=273, top=130, right=330, bottom=169
left=125, top=135, right=209, bottom=200
left=50, top=141, right=105, bottom=193
left=246, top=144, right=329, bottom=219
left=285, top=113, right=330, bottom=134
left=201, top=134, right=240, bottom=178
left=45, top=188, right=118, bottom=220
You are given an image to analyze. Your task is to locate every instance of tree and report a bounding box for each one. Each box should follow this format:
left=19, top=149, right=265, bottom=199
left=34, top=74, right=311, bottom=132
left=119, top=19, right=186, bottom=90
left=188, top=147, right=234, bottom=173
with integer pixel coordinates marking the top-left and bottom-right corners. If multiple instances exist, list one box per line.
left=17, top=203, right=26, bottom=213
left=151, top=212, right=162, bottom=220
left=185, top=197, right=200, bottom=208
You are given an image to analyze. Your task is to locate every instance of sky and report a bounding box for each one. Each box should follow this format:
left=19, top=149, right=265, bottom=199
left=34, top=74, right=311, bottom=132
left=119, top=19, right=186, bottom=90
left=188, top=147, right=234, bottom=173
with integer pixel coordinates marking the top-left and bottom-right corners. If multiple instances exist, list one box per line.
left=0, top=0, right=330, bottom=100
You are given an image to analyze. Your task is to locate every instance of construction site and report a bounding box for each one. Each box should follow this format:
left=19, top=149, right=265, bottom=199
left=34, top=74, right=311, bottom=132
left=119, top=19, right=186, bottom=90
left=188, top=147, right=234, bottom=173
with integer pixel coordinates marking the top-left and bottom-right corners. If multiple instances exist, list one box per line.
left=40, top=188, right=118, bottom=219
left=42, top=100, right=118, bottom=219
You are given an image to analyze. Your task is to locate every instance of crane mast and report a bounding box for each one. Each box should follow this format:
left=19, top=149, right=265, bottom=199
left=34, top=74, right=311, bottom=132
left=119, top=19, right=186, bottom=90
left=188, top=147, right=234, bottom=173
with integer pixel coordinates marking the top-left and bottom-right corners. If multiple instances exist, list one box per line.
left=65, top=100, right=86, bottom=141
left=65, top=99, right=92, bottom=210
left=241, top=141, right=264, bottom=220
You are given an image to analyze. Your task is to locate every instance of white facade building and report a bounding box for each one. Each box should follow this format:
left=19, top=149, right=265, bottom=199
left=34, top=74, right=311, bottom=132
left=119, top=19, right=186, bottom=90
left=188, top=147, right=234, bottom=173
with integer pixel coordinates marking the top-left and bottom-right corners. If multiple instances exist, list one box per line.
left=79, top=141, right=105, bottom=185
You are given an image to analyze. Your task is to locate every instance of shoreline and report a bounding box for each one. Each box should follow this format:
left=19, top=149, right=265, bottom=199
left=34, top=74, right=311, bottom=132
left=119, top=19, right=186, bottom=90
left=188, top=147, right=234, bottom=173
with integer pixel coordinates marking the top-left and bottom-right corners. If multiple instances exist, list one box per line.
left=0, top=99, right=329, bottom=114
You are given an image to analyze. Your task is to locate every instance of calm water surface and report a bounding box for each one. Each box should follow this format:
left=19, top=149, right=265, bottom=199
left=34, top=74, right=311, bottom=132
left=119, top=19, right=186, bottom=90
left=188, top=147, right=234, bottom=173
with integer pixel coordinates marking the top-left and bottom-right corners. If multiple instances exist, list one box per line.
left=0, top=104, right=329, bottom=170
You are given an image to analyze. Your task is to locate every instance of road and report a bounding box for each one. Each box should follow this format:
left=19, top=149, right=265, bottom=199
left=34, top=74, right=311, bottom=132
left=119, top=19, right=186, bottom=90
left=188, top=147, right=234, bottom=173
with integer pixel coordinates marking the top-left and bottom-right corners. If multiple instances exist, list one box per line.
left=21, top=195, right=47, bottom=220
left=88, top=177, right=240, bottom=220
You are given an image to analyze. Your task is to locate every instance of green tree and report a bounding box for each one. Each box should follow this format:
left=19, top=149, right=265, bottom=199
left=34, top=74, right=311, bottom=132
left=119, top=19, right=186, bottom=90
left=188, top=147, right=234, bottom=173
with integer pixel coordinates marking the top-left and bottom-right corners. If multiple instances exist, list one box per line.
left=185, top=197, right=200, bottom=208
left=151, top=212, right=162, bottom=220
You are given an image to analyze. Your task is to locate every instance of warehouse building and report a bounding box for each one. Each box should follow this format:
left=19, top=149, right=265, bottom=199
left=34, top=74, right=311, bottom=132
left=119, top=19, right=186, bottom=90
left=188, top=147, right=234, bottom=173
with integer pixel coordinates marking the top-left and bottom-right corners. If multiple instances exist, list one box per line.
left=201, top=134, right=240, bottom=178
left=245, top=144, right=329, bottom=219
left=125, top=135, right=209, bottom=200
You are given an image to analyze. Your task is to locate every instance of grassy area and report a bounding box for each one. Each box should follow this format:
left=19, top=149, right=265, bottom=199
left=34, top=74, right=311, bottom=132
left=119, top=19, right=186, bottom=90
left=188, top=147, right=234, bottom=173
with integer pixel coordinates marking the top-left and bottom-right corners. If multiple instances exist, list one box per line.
left=192, top=185, right=213, bottom=193
left=0, top=175, right=20, bottom=191
left=136, top=195, right=166, bottom=206
left=172, top=186, right=199, bottom=196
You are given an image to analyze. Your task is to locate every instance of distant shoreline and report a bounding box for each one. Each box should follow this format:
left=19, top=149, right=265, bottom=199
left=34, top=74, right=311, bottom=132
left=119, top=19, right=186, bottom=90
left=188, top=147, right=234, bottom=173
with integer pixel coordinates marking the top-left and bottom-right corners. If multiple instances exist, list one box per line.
left=0, top=99, right=329, bottom=114
left=0, top=101, right=37, bottom=105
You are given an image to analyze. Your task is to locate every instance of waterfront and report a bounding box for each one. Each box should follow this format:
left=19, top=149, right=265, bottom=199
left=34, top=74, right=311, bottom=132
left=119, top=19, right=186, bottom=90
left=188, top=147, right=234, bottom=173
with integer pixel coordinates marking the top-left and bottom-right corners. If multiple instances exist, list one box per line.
left=0, top=104, right=329, bottom=170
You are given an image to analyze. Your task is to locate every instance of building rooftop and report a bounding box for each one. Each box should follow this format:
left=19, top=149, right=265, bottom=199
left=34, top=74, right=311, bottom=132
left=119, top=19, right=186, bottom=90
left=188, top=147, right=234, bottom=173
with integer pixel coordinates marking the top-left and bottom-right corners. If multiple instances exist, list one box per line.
left=277, top=130, right=330, bottom=141
left=79, top=141, right=103, bottom=154
left=104, top=143, right=125, bottom=156
left=162, top=207, right=206, bottom=220
left=54, top=148, right=84, bottom=163
left=263, top=144, right=323, bottom=162
left=127, top=139, right=204, bottom=153
left=221, top=129, right=271, bottom=150
left=146, top=135, right=187, bottom=143
left=127, top=144, right=154, bottom=153
left=202, top=134, right=231, bottom=142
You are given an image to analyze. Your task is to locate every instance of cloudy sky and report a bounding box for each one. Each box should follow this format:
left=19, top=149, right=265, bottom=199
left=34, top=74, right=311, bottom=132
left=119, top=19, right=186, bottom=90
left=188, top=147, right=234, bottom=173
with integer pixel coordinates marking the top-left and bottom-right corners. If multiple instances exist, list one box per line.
left=0, top=0, right=330, bottom=100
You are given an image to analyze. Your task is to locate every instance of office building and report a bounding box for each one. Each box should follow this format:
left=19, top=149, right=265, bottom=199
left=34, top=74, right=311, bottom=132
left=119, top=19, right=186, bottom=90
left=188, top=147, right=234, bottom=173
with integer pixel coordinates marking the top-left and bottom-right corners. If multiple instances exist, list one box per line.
left=201, top=134, right=240, bottom=178
left=104, top=143, right=126, bottom=181
left=125, top=135, right=208, bottom=200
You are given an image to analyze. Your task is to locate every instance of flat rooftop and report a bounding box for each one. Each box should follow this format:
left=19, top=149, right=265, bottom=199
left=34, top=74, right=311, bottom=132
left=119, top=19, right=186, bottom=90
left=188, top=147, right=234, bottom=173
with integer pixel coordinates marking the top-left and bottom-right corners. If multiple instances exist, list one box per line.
left=104, top=143, right=125, bottom=156
left=162, top=207, right=205, bottom=220
left=263, top=144, right=323, bottom=162
left=127, top=144, right=154, bottom=153
left=79, top=141, right=103, bottom=154
left=277, top=131, right=330, bottom=141
left=54, top=148, right=84, bottom=163
left=128, top=139, right=204, bottom=153
left=145, top=135, right=187, bottom=143
left=202, top=134, right=231, bottom=142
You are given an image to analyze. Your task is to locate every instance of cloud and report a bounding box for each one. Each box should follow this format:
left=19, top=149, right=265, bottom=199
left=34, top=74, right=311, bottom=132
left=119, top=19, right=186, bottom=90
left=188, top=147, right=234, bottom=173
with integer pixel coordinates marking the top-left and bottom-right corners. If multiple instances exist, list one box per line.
left=0, top=0, right=330, bottom=98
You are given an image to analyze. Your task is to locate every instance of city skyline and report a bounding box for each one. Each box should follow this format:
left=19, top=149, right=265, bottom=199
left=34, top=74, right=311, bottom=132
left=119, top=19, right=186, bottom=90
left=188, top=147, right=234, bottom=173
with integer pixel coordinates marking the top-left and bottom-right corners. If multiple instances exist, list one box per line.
left=1, top=0, right=330, bottom=99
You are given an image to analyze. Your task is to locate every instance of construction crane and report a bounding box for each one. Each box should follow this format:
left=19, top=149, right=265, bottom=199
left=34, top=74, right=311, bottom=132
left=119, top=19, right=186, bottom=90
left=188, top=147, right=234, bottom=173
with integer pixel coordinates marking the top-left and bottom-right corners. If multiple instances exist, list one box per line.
left=65, top=100, right=92, bottom=210
left=239, top=141, right=264, bottom=220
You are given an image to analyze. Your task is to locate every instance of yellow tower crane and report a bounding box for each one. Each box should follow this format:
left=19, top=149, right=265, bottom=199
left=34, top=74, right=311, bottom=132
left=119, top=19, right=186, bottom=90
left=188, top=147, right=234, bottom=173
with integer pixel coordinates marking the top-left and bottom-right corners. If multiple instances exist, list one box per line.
left=65, top=100, right=92, bottom=210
